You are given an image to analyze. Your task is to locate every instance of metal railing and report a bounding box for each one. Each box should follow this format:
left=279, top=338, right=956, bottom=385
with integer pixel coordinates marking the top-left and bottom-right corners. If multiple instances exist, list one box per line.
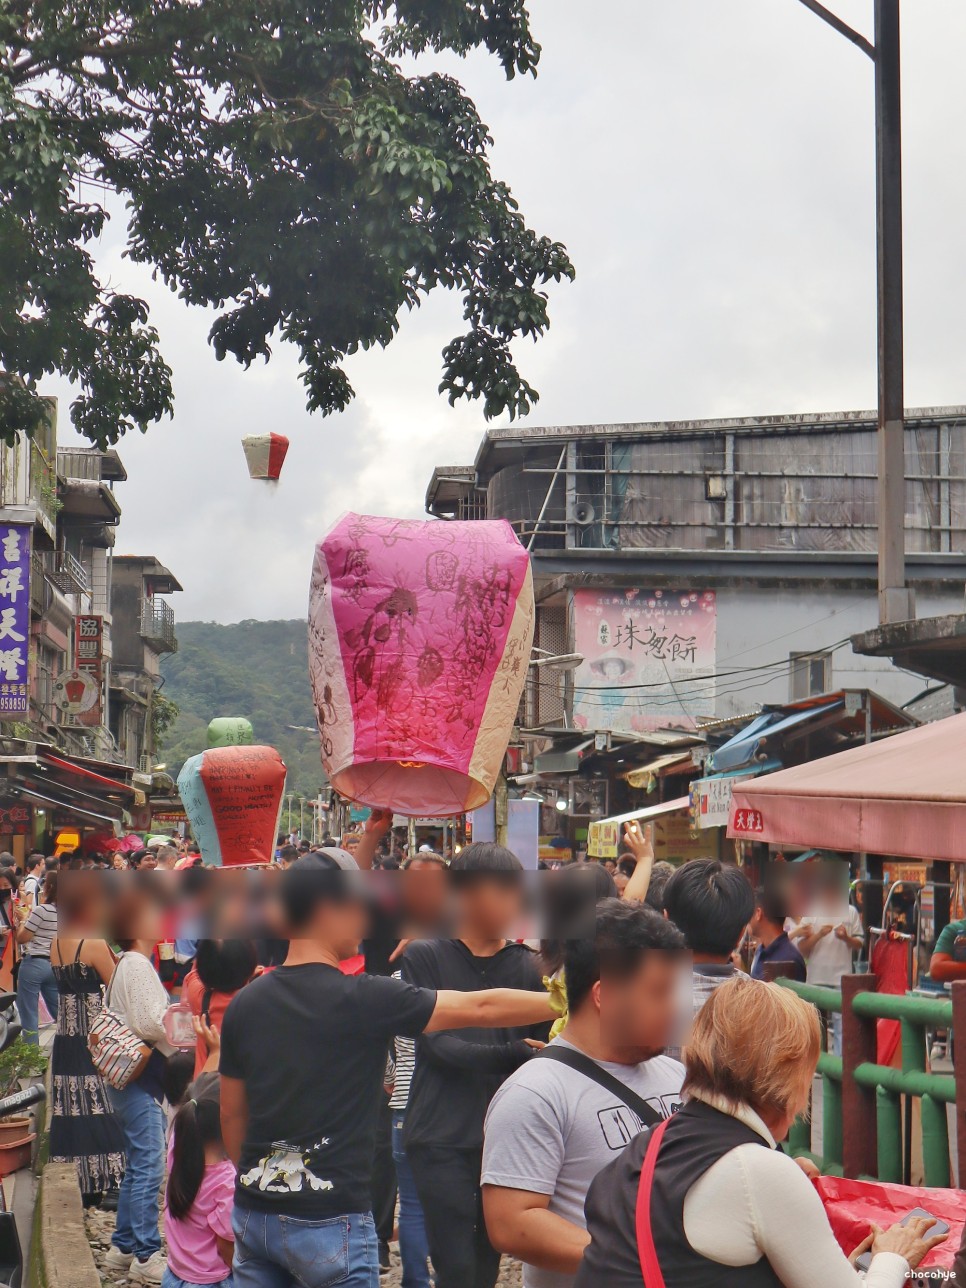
left=44, top=550, right=89, bottom=596
left=29, top=552, right=49, bottom=614
left=779, top=975, right=963, bottom=1186
left=140, top=597, right=177, bottom=653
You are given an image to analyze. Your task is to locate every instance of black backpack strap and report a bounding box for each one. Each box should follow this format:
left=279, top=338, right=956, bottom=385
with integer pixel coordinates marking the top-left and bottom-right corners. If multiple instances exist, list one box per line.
left=537, top=1044, right=664, bottom=1129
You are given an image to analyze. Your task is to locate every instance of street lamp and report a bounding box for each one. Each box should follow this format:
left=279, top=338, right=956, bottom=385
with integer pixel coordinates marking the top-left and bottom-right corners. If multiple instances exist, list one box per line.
left=529, top=647, right=584, bottom=671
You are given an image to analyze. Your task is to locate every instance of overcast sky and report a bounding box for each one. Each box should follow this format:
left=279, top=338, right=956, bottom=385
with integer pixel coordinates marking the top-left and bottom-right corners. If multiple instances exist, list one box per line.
left=47, top=0, right=966, bottom=623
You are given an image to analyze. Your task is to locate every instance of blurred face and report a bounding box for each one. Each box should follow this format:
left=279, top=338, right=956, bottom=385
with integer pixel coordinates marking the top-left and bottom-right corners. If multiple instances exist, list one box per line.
left=141, top=853, right=158, bottom=871
left=313, top=898, right=370, bottom=960
left=598, top=951, right=685, bottom=1060
left=343, top=836, right=361, bottom=857
left=459, top=878, right=523, bottom=939
left=402, top=859, right=448, bottom=928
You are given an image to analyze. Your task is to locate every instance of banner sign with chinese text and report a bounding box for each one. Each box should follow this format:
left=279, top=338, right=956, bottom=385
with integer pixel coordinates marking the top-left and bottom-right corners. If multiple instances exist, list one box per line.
left=0, top=800, right=32, bottom=835
left=572, top=589, right=716, bottom=732
left=73, top=614, right=103, bottom=727
left=0, top=524, right=31, bottom=718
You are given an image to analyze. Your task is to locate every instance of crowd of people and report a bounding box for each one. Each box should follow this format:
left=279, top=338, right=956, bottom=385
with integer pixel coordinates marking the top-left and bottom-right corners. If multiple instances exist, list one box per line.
left=0, top=821, right=957, bottom=1288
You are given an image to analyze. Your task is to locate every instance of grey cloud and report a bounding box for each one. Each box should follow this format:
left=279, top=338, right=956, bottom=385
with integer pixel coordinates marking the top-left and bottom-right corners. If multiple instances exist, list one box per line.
left=46, top=1, right=966, bottom=620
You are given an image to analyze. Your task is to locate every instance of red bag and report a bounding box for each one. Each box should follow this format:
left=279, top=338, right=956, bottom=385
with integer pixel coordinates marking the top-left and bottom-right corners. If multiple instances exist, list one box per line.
left=815, top=1175, right=966, bottom=1271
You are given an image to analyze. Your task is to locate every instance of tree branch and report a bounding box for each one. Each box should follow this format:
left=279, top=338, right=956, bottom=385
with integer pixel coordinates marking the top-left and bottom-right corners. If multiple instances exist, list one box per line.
left=795, top=0, right=875, bottom=59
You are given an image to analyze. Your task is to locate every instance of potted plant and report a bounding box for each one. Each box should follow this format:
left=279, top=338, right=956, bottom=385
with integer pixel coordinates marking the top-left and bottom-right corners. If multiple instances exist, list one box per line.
left=0, top=1040, right=47, bottom=1150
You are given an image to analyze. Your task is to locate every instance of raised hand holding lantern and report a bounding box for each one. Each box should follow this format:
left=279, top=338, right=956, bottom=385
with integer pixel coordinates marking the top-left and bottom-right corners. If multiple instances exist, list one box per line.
left=308, top=513, right=534, bottom=817
left=177, top=745, right=286, bottom=866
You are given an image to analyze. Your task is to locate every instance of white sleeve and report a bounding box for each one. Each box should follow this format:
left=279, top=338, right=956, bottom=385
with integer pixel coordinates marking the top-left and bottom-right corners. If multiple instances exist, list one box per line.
left=685, top=1145, right=910, bottom=1288
left=115, top=956, right=169, bottom=1047
left=743, top=1150, right=909, bottom=1288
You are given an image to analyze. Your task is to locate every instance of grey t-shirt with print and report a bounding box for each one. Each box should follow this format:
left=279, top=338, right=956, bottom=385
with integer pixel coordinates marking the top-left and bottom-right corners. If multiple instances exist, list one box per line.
left=481, top=1037, right=685, bottom=1288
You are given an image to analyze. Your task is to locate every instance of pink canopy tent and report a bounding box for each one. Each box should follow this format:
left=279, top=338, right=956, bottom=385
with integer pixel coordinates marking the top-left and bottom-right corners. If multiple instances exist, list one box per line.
left=728, top=710, right=966, bottom=861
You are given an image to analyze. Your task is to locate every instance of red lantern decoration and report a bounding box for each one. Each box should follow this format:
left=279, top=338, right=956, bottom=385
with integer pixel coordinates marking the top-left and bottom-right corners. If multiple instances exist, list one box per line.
left=242, top=433, right=289, bottom=480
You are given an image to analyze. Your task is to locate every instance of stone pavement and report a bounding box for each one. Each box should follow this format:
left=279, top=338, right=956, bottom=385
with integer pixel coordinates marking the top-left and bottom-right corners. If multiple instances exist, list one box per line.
left=85, top=1205, right=524, bottom=1287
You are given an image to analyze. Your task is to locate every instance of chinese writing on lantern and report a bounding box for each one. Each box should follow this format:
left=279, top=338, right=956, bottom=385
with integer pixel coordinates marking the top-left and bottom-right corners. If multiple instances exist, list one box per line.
left=732, top=808, right=764, bottom=834
left=0, top=526, right=30, bottom=717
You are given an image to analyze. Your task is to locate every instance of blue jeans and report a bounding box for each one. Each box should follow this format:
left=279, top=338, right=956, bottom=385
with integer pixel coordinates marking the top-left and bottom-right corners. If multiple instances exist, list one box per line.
left=108, top=1082, right=165, bottom=1261
left=16, top=954, right=58, bottom=1044
left=162, top=1273, right=233, bottom=1288
left=232, top=1208, right=377, bottom=1288
left=391, top=1112, right=431, bottom=1288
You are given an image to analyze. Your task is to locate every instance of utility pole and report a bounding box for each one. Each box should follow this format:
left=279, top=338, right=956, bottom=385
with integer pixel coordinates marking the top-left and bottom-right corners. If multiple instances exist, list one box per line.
left=873, top=0, right=913, bottom=625
left=796, top=0, right=914, bottom=625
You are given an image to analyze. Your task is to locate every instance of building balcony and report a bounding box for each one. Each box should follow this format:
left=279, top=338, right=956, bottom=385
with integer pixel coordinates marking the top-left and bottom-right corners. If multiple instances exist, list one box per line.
left=140, top=597, right=177, bottom=654
left=44, top=550, right=90, bottom=596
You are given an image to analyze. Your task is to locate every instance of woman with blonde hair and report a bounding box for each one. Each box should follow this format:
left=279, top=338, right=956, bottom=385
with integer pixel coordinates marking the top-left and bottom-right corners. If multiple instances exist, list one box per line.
left=575, top=974, right=945, bottom=1287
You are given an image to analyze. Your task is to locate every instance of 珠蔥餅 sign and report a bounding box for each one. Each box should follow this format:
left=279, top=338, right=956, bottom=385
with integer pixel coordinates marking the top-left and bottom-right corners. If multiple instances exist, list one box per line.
left=572, top=589, right=716, bottom=733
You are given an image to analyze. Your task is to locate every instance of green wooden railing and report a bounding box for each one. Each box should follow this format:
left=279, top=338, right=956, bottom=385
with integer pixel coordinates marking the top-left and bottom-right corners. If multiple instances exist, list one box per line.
left=778, top=975, right=963, bottom=1185
left=783, top=983, right=844, bottom=1175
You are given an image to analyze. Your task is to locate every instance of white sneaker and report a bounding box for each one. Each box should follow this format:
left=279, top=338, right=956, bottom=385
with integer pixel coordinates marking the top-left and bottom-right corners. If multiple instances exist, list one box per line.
left=103, top=1247, right=134, bottom=1273
left=130, top=1251, right=166, bottom=1284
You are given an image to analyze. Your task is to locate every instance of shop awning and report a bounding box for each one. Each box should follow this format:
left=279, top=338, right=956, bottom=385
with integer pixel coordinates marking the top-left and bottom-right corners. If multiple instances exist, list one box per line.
left=709, top=701, right=843, bottom=774
left=728, top=710, right=966, bottom=861
left=598, top=795, right=692, bottom=828
left=623, top=752, right=694, bottom=788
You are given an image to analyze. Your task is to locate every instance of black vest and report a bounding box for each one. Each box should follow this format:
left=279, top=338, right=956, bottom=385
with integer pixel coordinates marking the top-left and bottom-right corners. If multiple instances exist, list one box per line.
left=575, top=1100, right=785, bottom=1287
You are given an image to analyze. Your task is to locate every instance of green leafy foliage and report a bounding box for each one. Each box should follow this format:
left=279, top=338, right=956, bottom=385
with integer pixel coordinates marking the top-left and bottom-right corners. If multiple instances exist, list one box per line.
left=160, top=619, right=325, bottom=796
left=0, top=1037, right=47, bottom=1098
left=1, top=0, right=573, bottom=445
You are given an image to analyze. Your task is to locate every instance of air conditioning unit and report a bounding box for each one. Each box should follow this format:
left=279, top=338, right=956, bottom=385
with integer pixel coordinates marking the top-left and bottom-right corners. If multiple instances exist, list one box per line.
left=573, top=501, right=596, bottom=527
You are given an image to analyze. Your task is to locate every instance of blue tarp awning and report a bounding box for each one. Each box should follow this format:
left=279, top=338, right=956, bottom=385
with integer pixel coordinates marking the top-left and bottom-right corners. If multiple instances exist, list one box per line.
left=709, top=700, right=844, bottom=775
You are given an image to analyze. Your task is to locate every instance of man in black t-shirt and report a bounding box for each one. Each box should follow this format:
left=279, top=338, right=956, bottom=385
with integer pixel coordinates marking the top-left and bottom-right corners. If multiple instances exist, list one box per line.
left=402, top=843, right=549, bottom=1288
left=219, top=852, right=554, bottom=1288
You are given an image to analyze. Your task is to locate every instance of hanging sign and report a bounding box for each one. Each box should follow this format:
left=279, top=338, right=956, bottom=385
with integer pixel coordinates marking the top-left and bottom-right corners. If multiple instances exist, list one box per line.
left=0, top=525, right=30, bottom=718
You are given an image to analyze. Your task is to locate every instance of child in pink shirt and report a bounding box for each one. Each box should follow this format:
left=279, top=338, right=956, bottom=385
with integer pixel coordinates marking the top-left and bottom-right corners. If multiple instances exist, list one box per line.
left=164, top=1075, right=234, bottom=1287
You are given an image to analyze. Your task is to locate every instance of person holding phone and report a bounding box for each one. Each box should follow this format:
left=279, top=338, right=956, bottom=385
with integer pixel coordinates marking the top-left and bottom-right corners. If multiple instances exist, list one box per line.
left=574, top=976, right=947, bottom=1288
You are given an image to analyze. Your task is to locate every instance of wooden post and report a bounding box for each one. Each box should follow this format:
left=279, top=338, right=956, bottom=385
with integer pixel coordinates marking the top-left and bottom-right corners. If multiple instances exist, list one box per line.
left=951, top=980, right=966, bottom=1187
left=842, top=973, right=879, bottom=1178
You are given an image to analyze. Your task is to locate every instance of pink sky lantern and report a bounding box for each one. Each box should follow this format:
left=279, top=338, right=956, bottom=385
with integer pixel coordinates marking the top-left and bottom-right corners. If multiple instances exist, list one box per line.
left=308, top=513, right=534, bottom=817
left=242, top=433, right=289, bottom=480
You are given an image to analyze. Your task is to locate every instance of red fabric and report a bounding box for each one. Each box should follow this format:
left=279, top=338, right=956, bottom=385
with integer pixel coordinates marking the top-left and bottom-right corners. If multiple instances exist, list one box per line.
left=338, top=954, right=365, bottom=976
left=267, top=434, right=289, bottom=479
left=184, top=965, right=240, bottom=1079
left=870, top=934, right=908, bottom=1065
left=635, top=1117, right=671, bottom=1288
left=815, top=1176, right=966, bottom=1270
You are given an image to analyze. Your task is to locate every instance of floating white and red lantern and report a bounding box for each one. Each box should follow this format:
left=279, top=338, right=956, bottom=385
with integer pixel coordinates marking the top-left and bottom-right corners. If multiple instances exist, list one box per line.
left=177, top=745, right=286, bottom=866
left=308, top=513, right=534, bottom=817
left=242, top=433, right=289, bottom=480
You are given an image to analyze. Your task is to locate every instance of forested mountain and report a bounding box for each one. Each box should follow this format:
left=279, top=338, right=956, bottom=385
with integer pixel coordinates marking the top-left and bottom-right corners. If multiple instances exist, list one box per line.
left=160, top=619, right=326, bottom=796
